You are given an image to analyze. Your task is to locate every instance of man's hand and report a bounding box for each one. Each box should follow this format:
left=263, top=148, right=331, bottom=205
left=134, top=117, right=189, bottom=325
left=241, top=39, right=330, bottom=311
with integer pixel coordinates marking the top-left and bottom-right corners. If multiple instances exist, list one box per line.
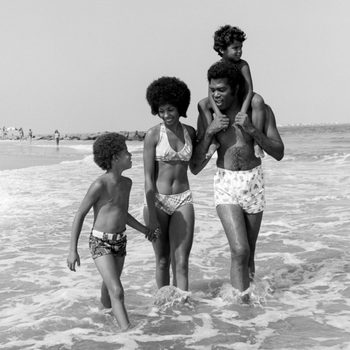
left=234, top=112, right=255, bottom=134
left=207, top=113, right=229, bottom=136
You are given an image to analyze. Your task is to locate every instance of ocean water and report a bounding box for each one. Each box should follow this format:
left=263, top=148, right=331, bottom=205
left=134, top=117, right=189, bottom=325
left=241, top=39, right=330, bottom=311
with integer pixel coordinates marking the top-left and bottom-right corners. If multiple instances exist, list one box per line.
left=1, top=125, right=350, bottom=350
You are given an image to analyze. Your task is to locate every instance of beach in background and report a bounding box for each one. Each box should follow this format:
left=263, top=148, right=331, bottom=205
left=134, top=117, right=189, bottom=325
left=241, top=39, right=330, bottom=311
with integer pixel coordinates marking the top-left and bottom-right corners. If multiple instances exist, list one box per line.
left=1, top=124, right=350, bottom=350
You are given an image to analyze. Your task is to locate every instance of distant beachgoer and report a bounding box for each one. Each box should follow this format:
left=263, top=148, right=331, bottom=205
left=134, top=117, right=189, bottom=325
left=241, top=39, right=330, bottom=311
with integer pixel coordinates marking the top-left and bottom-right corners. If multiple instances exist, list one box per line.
left=197, top=25, right=266, bottom=159
left=144, top=77, right=197, bottom=292
left=19, top=127, right=24, bottom=141
left=67, top=133, right=159, bottom=331
left=192, top=60, right=284, bottom=300
left=54, top=129, right=60, bottom=146
left=28, top=129, right=33, bottom=142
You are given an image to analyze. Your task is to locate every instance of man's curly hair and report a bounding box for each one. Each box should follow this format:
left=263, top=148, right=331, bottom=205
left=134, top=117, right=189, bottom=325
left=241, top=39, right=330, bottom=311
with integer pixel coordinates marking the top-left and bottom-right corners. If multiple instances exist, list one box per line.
left=93, top=132, right=126, bottom=170
left=213, top=25, right=247, bottom=57
left=207, top=60, right=245, bottom=102
left=146, top=77, right=191, bottom=118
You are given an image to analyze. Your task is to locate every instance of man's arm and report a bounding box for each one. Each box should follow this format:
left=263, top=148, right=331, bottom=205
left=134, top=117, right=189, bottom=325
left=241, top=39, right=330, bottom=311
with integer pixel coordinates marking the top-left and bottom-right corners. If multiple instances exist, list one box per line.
left=190, top=110, right=229, bottom=174
left=235, top=105, right=284, bottom=161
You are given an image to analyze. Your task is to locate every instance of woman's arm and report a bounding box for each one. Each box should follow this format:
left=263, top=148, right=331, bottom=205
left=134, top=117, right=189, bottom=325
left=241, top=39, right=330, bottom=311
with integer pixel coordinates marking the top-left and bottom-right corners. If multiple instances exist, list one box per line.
left=143, top=127, right=160, bottom=229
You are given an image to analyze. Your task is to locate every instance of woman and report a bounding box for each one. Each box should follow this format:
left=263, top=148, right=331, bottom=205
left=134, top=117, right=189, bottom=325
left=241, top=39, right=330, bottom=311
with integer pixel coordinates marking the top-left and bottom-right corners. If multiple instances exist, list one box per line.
left=143, top=77, right=196, bottom=291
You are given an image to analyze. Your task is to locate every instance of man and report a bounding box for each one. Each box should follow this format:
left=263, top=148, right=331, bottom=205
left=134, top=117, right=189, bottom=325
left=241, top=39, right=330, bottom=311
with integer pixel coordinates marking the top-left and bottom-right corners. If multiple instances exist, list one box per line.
left=190, top=60, right=284, bottom=296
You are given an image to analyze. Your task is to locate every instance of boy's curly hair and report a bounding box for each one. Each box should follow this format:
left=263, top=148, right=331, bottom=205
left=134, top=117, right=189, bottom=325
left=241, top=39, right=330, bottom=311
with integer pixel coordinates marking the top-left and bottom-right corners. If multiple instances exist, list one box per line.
left=207, top=60, right=245, bottom=102
left=213, top=25, right=247, bottom=57
left=93, top=132, right=126, bottom=170
left=146, top=77, right=191, bottom=118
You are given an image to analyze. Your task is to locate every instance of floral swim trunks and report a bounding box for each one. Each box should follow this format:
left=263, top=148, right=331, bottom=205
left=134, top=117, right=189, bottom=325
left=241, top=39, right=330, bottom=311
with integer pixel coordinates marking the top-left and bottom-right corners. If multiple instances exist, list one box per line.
left=213, top=165, right=265, bottom=214
left=89, top=229, right=127, bottom=259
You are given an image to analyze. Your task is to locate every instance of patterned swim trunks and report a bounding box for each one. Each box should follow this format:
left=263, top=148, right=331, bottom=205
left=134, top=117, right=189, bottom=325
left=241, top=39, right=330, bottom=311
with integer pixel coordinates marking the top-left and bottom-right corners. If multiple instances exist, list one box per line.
left=154, top=189, right=193, bottom=215
left=214, top=165, right=265, bottom=214
left=89, top=229, right=127, bottom=259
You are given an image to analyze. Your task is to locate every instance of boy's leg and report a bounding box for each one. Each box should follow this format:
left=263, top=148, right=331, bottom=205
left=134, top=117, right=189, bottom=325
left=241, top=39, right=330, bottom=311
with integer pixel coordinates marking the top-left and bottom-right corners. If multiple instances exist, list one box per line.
left=169, top=204, right=195, bottom=291
left=197, top=99, right=219, bottom=157
left=94, top=254, right=130, bottom=330
left=100, top=281, right=111, bottom=308
left=251, top=93, right=266, bottom=158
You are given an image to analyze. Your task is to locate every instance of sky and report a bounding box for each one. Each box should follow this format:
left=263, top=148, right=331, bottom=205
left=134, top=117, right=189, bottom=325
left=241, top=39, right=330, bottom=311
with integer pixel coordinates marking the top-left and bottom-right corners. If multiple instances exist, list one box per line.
left=1, top=0, right=349, bottom=134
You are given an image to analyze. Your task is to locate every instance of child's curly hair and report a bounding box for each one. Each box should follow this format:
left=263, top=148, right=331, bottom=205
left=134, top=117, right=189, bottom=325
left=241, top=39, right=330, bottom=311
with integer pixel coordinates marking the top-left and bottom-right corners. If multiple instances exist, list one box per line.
left=213, top=25, right=247, bottom=57
left=146, top=77, right=191, bottom=118
left=207, top=60, right=245, bottom=102
left=93, top=132, right=126, bottom=170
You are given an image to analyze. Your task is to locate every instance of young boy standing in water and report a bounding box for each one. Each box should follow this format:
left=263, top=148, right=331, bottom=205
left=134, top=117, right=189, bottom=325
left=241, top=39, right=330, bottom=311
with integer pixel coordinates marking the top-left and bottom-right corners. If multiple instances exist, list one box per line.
left=198, top=25, right=266, bottom=159
left=67, top=132, right=158, bottom=331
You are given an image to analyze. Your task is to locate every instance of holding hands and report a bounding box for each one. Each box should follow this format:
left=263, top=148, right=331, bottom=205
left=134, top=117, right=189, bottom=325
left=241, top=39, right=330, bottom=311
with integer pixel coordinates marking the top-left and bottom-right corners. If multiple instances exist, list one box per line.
left=145, top=227, right=160, bottom=242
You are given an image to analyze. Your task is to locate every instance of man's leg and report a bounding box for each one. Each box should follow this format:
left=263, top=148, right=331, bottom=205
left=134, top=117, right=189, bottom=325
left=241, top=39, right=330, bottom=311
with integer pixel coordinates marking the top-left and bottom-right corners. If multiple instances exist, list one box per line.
left=216, top=204, right=250, bottom=292
left=244, top=211, right=263, bottom=279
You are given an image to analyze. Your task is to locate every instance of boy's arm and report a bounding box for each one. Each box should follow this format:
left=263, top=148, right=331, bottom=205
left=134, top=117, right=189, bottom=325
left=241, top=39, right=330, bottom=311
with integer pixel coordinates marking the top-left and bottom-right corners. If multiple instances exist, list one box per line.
left=67, top=181, right=100, bottom=271
left=126, top=213, right=148, bottom=234
left=240, top=61, right=254, bottom=114
left=126, top=213, right=158, bottom=241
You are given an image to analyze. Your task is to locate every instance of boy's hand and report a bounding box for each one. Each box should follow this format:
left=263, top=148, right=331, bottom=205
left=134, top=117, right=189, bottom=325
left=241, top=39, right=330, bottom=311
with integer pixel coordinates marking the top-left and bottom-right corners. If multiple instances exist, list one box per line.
left=234, top=112, right=254, bottom=133
left=67, top=251, right=80, bottom=272
left=207, top=113, right=229, bottom=136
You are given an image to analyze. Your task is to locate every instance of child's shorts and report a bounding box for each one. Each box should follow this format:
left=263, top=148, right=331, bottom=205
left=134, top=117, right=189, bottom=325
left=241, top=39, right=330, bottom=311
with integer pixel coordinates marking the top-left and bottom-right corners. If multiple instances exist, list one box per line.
left=89, top=229, right=127, bottom=259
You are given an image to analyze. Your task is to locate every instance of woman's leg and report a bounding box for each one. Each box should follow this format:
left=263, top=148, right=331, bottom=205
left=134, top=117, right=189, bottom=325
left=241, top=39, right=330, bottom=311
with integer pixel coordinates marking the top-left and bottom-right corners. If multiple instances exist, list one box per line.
left=94, top=254, right=130, bottom=330
left=144, top=206, right=171, bottom=288
left=169, top=204, right=195, bottom=291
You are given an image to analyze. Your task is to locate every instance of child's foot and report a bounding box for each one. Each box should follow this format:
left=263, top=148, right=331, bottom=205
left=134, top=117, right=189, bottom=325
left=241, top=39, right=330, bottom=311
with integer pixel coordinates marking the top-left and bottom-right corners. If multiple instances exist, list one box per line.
left=254, top=144, right=265, bottom=158
left=205, top=143, right=219, bottom=159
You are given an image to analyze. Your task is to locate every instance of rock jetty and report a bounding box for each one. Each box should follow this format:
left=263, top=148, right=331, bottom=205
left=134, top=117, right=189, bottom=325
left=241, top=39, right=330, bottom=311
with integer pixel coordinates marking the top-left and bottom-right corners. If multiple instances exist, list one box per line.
left=33, top=131, right=146, bottom=141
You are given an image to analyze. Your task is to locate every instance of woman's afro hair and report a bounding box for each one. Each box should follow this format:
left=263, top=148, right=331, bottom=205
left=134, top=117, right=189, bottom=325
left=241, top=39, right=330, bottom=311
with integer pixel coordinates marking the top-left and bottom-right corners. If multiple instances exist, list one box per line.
left=146, top=76, right=191, bottom=118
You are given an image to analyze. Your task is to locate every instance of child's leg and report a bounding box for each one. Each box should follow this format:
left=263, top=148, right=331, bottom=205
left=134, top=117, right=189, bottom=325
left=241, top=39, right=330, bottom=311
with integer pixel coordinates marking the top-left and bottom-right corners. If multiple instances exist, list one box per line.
left=94, top=255, right=130, bottom=330
left=251, top=93, right=266, bottom=158
left=196, top=102, right=213, bottom=141
left=100, top=281, right=112, bottom=308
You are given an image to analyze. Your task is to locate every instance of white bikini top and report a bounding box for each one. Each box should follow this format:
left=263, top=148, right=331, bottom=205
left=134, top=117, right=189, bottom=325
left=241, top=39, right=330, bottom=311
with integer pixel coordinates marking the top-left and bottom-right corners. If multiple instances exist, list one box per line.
left=155, top=123, right=193, bottom=162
